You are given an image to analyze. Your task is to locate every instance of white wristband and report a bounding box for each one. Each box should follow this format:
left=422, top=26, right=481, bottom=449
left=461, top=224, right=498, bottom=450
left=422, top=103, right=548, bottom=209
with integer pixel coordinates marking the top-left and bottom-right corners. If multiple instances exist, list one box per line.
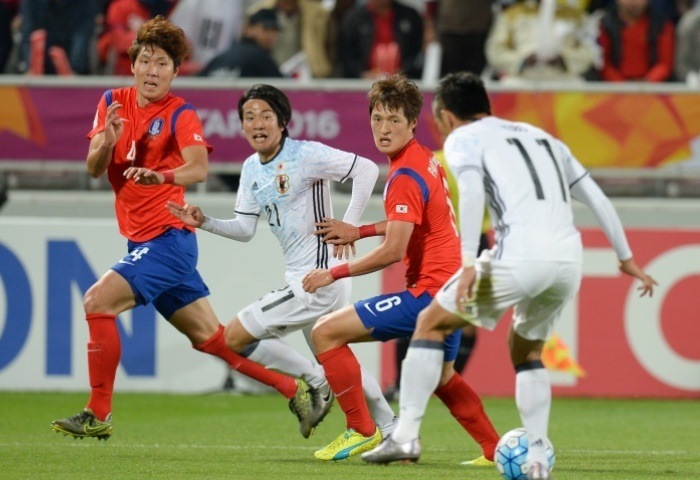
left=462, top=256, right=476, bottom=268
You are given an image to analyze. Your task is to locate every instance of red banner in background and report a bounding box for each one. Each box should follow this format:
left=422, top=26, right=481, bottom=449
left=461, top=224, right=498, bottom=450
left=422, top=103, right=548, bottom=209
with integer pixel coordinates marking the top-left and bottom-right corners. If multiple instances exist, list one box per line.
left=381, top=229, right=700, bottom=399
left=0, top=85, right=437, bottom=165
left=3, top=85, right=700, bottom=171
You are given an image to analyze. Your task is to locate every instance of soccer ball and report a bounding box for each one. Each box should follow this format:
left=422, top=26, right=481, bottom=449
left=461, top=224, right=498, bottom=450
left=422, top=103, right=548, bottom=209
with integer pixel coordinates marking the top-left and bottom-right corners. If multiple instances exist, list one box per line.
left=495, top=428, right=555, bottom=480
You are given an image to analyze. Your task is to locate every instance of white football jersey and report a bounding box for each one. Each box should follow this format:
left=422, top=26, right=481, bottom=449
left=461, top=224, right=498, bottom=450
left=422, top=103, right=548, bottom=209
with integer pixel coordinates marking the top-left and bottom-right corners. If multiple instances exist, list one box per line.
left=445, top=116, right=587, bottom=262
left=235, top=138, right=359, bottom=278
left=169, top=0, right=243, bottom=66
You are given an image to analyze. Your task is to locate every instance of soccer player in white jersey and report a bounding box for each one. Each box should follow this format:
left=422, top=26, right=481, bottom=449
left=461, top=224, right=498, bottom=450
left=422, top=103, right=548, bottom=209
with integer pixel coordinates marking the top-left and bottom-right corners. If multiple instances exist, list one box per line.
left=167, top=84, right=398, bottom=440
left=362, top=72, right=657, bottom=478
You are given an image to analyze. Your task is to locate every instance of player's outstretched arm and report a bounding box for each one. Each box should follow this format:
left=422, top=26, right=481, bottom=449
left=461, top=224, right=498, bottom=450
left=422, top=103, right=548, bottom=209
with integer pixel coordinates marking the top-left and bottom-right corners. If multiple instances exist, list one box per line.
left=619, top=257, right=658, bottom=297
left=315, top=218, right=387, bottom=244
left=165, top=200, right=205, bottom=227
left=315, top=218, right=360, bottom=244
left=569, top=174, right=658, bottom=298
left=125, top=145, right=209, bottom=186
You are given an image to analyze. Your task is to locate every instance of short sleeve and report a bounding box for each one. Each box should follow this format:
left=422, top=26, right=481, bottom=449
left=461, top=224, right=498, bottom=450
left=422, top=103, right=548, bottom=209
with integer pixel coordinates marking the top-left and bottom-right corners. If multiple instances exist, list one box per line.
left=385, top=170, right=426, bottom=225
left=172, top=104, right=213, bottom=153
left=86, top=91, right=110, bottom=139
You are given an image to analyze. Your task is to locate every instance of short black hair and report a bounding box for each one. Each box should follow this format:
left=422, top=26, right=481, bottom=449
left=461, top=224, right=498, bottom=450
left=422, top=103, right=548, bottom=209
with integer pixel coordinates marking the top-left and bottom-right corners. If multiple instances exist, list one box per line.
left=435, top=72, right=491, bottom=120
left=237, top=84, right=292, bottom=137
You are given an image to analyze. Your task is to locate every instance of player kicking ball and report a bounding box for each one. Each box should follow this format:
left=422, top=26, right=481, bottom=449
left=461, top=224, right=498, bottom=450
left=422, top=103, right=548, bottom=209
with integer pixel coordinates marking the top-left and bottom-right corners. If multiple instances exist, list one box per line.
left=302, top=74, right=500, bottom=463
left=361, top=72, right=656, bottom=478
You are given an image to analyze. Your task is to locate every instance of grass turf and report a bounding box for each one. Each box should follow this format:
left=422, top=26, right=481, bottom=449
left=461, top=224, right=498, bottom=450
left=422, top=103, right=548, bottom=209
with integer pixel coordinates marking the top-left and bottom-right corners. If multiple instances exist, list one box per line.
left=1, top=392, right=697, bottom=479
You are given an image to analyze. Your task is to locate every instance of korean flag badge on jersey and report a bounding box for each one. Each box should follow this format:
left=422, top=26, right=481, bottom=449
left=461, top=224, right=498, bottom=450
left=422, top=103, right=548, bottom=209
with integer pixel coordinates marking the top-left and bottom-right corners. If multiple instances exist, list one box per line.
left=396, top=204, right=408, bottom=214
left=148, top=118, right=165, bottom=136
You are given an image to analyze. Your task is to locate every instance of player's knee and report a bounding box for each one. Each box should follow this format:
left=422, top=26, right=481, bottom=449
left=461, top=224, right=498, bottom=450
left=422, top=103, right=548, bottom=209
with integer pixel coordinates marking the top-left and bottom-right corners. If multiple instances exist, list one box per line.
left=415, top=308, right=443, bottom=338
left=310, top=315, right=334, bottom=352
left=83, top=284, right=104, bottom=314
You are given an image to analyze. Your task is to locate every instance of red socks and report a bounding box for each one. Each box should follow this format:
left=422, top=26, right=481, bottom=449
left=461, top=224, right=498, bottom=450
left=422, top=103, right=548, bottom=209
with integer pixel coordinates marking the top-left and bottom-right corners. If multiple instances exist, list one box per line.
left=195, top=325, right=297, bottom=399
left=317, top=346, right=375, bottom=436
left=86, top=313, right=121, bottom=421
left=435, top=373, right=499, bottom=460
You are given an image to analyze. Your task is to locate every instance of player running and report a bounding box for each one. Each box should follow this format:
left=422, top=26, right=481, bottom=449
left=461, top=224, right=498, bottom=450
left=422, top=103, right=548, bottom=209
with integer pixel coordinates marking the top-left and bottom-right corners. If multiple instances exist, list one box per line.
left=51, top=17, right=317, bottom=441
left=167, top=84, right=399, bottom=440
left=302, top=74, right=500, bottom=463
left=362, top=72, right=657, bottom=479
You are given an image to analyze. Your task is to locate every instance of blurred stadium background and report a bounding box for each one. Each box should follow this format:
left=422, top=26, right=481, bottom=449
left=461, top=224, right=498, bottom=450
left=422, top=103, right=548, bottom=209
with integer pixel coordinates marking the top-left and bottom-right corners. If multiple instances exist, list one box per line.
left=1, top=76, right=698, bottom=400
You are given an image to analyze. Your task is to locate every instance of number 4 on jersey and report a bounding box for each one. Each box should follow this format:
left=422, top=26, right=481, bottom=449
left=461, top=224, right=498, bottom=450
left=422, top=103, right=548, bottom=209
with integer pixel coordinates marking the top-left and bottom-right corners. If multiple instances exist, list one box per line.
left=128, top=247, right=149, bottom=262
left=127, top=140, right=136, bottom=166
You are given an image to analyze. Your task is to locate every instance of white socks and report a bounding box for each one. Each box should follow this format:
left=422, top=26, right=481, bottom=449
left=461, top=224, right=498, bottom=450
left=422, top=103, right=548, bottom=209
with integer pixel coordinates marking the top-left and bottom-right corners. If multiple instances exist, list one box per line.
left=360, top=365, right=398, bottom=437
left=246, top=336, right=398, bottom=436
left=245, top=338, right=326, bottom=389
left=391, top=344, right=444, bottom=444
left=516, top=368, right=551, bottom=462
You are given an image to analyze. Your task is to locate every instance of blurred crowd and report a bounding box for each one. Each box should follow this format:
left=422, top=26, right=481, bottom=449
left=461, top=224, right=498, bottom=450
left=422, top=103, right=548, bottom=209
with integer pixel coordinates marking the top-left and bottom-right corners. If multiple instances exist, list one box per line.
left=1, top=0, right=699, bottom=84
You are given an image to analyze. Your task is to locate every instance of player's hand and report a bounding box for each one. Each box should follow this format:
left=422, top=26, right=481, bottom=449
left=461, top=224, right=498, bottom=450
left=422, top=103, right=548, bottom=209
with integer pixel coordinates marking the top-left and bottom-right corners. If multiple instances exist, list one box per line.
left=124, top=167, right=166, bottom=185
left=166, top=200, right=205, bottom=227
left=302, top=269, right=334, bottom=293
left=333, top=242, right=356, bottom=260
left=103, top=101, right=124, bottom=147
left=619, top=258, right=658, bottom=297
left=455, top=266, right=477, bottom=315
left=315, top=218, right=360, bottom=245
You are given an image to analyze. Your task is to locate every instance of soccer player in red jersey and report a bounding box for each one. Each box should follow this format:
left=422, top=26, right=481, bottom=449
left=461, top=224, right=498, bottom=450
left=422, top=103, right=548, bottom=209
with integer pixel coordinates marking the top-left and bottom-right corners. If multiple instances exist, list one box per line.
left=302, top=74, right=499, bottom=462
left=51, top=16, right=315, bottom=441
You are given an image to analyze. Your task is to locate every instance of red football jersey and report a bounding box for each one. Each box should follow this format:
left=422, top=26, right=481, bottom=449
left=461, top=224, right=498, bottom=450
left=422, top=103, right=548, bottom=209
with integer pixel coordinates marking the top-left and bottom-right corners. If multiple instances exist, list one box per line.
left=383, top=138, right=461, bottom=296
left=87, top=87, right=212, bottom=242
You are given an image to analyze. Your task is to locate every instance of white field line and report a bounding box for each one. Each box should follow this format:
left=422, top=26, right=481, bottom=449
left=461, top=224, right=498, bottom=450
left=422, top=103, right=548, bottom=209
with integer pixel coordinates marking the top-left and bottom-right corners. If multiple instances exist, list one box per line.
left=0, top=442, right=693, bottom=456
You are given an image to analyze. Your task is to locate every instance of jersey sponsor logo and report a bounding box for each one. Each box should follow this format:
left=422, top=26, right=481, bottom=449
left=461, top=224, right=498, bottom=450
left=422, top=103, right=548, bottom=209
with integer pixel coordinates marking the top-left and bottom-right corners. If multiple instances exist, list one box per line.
left=148, top=118, right=165, bottom=136
left=251, top=182, right=259, bottom=191
left=275, top=174, right=290, bottom=194
left=396, top=204, right=408, bottom=214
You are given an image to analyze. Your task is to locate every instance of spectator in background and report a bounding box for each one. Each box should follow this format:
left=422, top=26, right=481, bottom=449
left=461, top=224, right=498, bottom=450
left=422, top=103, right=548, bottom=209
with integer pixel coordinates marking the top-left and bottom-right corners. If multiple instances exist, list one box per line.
left=0, top=0, right=18, bottom=72
left=199, top=8, right=282, bottom=79
left=596, top=0, right=675, bottom=81
left=486, top=0, right=598, bottom=83
left=326, top=0, right=357, bottom=77
left=428, top=0, right=495, bottom=76
left=247, top=0, right=333, bottom=78
left=589, top=0, right=686, bottom=20
left=337, top=0, right=424, bottom=79
left=199, top=8, right=282, bottom=192
left=98, top=0, right=177, bottom=75
left=675, top=0, right=700, bottom=82
left=17, top=0, right=100, bottom=74
left=168, top=0, right=244, bottom=75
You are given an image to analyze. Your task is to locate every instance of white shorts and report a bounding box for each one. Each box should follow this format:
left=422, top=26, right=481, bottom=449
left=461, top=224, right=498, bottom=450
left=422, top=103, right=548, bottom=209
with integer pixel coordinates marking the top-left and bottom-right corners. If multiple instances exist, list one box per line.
left=238, top=278, right=351, bottom=340
left=435, top=251, right=581, bottom=341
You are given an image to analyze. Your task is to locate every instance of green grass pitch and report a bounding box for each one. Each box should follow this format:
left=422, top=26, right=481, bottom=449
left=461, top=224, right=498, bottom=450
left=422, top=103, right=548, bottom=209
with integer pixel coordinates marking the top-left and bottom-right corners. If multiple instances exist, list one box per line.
left=1, top=392, right=697, bottom=479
